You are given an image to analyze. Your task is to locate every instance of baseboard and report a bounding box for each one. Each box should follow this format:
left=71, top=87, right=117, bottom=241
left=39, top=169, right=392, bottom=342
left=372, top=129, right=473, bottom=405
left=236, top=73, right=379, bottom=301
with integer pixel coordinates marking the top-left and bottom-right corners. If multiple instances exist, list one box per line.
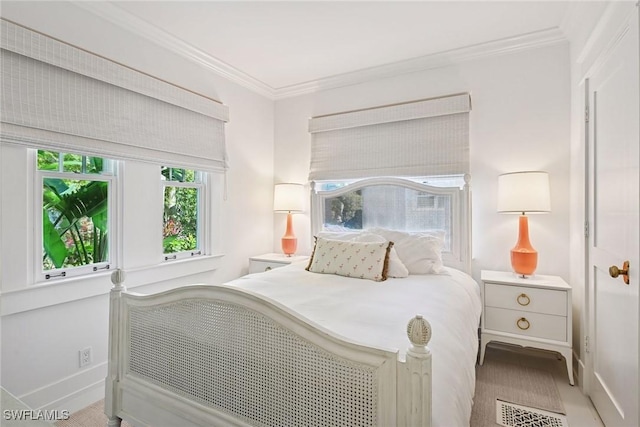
left=574, top=349, right=586, bottom=391
left=45, top=378, right=105, bottom=414
left=18, top=362, right=107, bottom=414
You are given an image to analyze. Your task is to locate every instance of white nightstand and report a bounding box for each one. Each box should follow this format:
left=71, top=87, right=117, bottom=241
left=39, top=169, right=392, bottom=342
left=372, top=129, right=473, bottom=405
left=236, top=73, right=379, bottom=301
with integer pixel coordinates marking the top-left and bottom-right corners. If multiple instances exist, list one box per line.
left=248, top=253, right=309, bottom=274
left=479, top=270, right=574, bottom=385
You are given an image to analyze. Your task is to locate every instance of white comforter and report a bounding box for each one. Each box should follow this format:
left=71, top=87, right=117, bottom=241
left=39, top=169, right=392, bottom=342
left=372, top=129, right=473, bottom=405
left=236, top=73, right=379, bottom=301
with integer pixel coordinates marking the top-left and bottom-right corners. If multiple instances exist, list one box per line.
left=229, top=261, right=482, bottom=427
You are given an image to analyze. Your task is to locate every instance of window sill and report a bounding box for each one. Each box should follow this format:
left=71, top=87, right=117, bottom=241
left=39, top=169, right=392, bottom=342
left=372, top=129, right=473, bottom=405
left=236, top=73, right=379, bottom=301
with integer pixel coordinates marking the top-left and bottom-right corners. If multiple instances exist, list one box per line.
left=1, top=254, right=225, bottom=316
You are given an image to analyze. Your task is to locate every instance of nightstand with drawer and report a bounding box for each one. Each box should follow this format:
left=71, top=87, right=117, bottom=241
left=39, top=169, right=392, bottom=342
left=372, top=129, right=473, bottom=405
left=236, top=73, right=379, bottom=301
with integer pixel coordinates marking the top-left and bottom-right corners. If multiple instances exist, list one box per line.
left=479, top=270, right=574, bottom=385
left=248, top=253, right=308, bottom=274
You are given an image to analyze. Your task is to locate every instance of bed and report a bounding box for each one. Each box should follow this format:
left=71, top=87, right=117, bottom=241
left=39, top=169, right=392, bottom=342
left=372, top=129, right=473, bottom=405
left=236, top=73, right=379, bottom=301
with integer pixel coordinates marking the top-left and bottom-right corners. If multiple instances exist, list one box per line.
left=105, top=177, right=479, bottom=427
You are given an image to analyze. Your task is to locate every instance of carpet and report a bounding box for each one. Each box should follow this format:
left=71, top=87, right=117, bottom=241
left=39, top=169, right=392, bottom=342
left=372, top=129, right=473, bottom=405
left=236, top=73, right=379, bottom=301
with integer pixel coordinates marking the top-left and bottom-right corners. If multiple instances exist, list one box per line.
left=471, top=346, right=566, bottom=427
left=54, top=400, right=131, bottom=427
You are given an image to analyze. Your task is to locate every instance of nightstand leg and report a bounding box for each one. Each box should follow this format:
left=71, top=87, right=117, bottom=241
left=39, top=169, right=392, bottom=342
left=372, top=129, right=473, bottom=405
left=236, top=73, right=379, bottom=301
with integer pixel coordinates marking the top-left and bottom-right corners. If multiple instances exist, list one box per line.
left=560, top=348, right=574, bottom=386
left=479, top=336, right=489, bottom=365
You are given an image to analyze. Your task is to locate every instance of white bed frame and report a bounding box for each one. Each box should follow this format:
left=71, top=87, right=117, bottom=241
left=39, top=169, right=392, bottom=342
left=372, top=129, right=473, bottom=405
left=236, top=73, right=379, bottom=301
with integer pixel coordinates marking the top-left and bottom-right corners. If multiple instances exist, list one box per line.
left=105, top=177, right=472, bottom=427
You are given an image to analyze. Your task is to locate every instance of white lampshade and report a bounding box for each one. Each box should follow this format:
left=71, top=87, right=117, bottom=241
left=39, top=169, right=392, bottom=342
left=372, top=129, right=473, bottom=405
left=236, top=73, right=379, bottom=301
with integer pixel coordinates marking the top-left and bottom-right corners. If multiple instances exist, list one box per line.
left=274, top=183, right=305, bottom=212
left=497, top=171, right=551, bottom=214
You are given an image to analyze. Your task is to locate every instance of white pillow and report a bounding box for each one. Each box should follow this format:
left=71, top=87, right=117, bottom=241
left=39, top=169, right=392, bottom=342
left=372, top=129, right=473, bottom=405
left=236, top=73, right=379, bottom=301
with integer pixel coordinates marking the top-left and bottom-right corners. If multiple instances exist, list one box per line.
left=351, top=232, right=409, bottom=278
left=316, top=231, right=362, bottom=241
left=306, top=237, right=393, bottom=281
left=367, top=227, right=445, bottom=274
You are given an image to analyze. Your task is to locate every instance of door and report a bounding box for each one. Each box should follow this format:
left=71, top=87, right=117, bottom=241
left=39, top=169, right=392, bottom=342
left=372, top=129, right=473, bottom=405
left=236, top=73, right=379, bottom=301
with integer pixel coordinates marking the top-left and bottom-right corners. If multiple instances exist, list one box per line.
left=587, top=6, right=639, bottom=427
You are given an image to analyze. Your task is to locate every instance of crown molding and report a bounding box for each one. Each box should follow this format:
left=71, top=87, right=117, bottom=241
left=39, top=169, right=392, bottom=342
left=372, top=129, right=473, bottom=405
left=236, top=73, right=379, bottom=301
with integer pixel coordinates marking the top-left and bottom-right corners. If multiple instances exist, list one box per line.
left=75, top=2, right=567, bottom=101
left=273, top=27, right=567, bottom=99
left=73, top=1, right=276, bottom=99
left=574, top=1, right=635, bottom=67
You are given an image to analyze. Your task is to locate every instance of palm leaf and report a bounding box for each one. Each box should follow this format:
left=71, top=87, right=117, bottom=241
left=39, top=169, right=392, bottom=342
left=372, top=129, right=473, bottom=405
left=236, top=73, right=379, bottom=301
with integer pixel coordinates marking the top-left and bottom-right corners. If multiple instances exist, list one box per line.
left=92, top=209, right=108, bottom=233
left=42, top=210, right=67, bottom=268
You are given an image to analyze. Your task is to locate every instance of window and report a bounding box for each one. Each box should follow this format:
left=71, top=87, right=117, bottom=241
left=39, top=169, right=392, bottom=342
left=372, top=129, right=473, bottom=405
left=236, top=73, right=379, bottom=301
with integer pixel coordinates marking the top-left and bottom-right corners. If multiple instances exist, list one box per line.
left=37, top=150, right=115, bottom=280
left=416, top=193, right=437, bottom=209
left=316, top=175, right=465, bottom=251
left=161, top=167, right=205, bottom=260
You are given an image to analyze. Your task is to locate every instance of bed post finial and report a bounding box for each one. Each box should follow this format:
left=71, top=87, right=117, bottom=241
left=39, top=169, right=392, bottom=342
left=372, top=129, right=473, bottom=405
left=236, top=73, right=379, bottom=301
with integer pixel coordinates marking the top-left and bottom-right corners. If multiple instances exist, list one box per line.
left=110, top=269, right=126, bottom=290
left=399, top=315, right=432, bottom=427
left=407, top=314, right=432, bottom=353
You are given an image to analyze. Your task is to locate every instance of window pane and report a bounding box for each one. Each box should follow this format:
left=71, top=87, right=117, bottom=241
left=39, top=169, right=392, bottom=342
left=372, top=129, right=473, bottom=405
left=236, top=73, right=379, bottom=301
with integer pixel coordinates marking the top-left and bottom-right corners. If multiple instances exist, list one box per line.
left=161, top=167, right=196, bottom=183
left=163, top=186, right=199, bottom=254
left=324, top=189, right=363, bottom=229
left=42, top=178, right=109, bottom=270
left=184, top=169, right=195, bottom=183
left=37, top=150, right=104, bottom=174
left=37, top=150, right=60, bottom=171
left=62, top=153, right=83, bottom=173
left=86, top=156, right=104, bottom=174
left=161, top=166, right=169, bottom=180
left=323, top=185, right=452, bottom=250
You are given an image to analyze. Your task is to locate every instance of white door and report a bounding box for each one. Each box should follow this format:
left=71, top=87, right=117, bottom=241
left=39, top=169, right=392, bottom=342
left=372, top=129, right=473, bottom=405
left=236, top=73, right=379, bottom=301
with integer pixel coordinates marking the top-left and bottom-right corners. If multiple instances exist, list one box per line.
left=587, top=6, right=639, bottom=427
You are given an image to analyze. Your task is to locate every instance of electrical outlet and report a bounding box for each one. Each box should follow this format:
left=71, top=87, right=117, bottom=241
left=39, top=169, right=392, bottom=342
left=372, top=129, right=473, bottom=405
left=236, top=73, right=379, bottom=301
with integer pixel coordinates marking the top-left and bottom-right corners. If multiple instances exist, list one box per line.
left=79, top=347, right=92, bottom=368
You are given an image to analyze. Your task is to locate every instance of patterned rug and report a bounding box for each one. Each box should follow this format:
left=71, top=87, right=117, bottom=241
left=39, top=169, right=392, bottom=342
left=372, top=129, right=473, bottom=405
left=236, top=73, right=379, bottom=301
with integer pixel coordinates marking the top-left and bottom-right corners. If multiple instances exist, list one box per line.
left=471, top=346, right=566, bottom=427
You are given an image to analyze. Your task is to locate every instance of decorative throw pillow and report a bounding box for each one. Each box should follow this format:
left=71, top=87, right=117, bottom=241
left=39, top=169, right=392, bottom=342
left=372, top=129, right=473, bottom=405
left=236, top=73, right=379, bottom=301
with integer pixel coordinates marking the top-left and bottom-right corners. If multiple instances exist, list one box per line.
left=351, top=232, right=409, bottom=278
left=316, top=230, right=410, bottom=278
left=367, top=227, right=446, bottom=274
left=306, top=237, right=393, bottom=281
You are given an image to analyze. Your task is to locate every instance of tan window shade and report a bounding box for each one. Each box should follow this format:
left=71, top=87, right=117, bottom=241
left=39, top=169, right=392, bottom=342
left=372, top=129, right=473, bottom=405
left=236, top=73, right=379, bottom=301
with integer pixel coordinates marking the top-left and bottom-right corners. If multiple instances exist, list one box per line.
left=1, top=19, right=229, bottom=172
left=308, top=93, right=470, bottom=181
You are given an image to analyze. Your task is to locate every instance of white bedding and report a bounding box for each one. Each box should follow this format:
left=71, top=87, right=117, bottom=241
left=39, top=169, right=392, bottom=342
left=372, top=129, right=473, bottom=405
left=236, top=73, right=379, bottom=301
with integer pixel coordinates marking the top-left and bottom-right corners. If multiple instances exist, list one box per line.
left=229, top=261, right=482, bottom=427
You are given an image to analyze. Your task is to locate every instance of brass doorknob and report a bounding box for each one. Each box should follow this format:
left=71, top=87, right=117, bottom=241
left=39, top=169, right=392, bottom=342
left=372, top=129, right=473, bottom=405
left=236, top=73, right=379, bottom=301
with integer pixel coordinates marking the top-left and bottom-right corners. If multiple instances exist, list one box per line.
left=609, top=261, right=629, bottom=285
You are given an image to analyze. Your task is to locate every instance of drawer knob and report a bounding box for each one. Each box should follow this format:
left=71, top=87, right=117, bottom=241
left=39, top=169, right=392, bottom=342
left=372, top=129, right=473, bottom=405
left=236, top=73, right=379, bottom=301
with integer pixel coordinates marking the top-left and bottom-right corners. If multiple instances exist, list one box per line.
left=517, top=293, right=531, bottom=306
left=516, top=317, right=530, bottom=330
left=265, top=266, right=272, bottom=271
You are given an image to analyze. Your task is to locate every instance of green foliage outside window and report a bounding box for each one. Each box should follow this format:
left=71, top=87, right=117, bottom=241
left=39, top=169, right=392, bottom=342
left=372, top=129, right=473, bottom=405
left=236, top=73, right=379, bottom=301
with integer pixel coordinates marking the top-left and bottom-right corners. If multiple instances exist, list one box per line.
left=326, top=190, right=363, bottom=229
left=38, top=150, right=104, bottom=174
left=39, top=151, right=109, bottom=271
left=162, top=167, right=200, bottom=254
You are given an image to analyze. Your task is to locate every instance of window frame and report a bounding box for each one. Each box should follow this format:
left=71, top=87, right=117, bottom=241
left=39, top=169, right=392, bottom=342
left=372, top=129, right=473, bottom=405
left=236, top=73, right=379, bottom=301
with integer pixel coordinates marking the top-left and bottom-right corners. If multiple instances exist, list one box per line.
left=34, top=151, right=117, bottom=282
left=161, top=168, right=207, bottom=262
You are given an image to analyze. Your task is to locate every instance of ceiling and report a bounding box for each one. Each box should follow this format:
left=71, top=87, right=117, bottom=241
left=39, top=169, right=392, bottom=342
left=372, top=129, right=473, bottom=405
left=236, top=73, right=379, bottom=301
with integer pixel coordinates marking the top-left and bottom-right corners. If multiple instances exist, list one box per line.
left=104, top=1, right=570, bottom=93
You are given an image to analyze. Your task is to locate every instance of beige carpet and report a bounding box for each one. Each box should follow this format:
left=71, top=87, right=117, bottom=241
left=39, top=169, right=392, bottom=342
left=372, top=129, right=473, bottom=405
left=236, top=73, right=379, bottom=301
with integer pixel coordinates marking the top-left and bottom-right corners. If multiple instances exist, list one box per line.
left=470, top=346, right=566, bottom=427
left=57, top=346, right=565, bottom=427
left=55, top=400, right=131, bottom=427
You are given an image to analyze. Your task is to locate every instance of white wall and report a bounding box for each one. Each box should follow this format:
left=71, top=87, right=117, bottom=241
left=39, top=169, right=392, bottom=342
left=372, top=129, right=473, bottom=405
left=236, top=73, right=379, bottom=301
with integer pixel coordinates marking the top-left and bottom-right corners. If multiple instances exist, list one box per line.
left=0, top=1, right=275, bottom=411
left=274, top=43, right=572, bottom=285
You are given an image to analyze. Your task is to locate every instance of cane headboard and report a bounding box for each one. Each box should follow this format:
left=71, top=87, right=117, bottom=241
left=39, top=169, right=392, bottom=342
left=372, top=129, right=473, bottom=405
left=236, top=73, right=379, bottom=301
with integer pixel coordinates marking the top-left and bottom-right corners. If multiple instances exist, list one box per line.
left=310, top=176, right=471, bottom=274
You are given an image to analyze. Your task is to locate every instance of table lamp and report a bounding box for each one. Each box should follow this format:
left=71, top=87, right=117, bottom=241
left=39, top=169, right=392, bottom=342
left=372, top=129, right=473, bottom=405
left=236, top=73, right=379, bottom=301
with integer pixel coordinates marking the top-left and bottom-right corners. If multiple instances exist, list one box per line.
left=497, top=171, right=551, bottom=277
left=274, top=183, right=304, bottom=256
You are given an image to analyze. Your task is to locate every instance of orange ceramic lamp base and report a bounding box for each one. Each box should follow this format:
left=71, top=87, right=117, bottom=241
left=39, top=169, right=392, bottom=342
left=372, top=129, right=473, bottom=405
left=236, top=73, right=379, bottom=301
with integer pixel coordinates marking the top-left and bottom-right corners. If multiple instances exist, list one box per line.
left=511, top=215, right=538, bottom=277
left=281, top=212, right=297, bottom=256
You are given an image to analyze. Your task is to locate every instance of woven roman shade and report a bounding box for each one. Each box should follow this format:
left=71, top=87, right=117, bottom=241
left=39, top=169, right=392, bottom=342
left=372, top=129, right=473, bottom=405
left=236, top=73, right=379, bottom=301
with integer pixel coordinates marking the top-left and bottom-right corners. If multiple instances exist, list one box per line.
left=308, top=93, right=470, bottom=180
left=0, top=19, right=229, bottom=172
